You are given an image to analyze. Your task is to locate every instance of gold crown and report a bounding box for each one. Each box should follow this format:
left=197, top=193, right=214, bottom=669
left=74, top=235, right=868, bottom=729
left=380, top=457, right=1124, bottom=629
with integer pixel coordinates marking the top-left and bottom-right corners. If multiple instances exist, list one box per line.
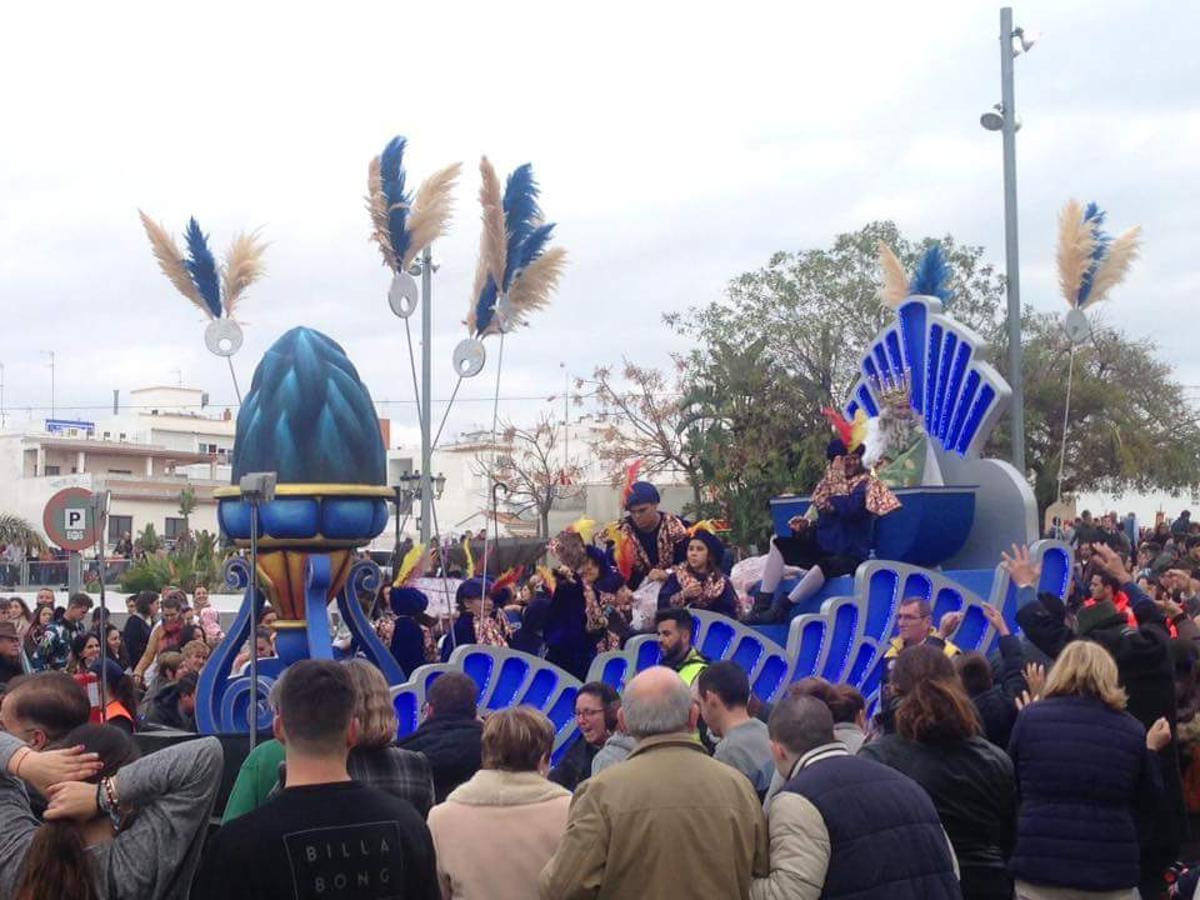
left=871, top=370, right=912, bottom=410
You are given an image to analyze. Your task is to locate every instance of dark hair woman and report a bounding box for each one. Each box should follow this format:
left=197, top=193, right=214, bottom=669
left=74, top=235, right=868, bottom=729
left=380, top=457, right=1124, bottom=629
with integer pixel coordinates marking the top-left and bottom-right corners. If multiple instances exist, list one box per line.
left=860, top=645, right=1016, bottom=900
left=658, top=526, right=737, bottom=618
left=67, top=633, right=101, bottom=677
left=24, top=605, right=55, bottom=671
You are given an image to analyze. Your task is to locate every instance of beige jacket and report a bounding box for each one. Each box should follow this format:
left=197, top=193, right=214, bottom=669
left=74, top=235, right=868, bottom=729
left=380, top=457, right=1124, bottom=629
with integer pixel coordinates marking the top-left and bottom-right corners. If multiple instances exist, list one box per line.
left=428, top=769, right=571, bottom=900
left=539, top=732, right=769, bottom=900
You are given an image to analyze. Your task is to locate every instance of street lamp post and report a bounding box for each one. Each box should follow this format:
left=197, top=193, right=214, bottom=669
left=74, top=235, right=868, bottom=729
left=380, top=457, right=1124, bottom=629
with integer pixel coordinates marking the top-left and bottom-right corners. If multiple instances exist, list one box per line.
left=983, top=7, right=1034, bottom=476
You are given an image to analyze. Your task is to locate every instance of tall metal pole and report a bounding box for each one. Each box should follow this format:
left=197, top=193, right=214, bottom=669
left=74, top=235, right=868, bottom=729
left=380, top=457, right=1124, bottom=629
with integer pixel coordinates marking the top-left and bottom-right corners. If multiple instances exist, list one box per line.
left=419, top=245, right=434, bottom=544
left=999, top=6, right=1026, bottom=475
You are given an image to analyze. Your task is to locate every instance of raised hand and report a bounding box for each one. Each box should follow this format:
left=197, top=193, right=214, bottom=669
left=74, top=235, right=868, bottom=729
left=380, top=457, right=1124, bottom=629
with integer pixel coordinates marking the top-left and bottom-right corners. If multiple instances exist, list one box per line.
left=1091, top=543, right=1132, bottom=586
left=1023, top=662, right=1046, bottom=699
left=1000, top=544, right=1041, bottom=589
left=1147, top=717, right=1172, bottom=752
left=1015, top=690, right=1039, bottom=712
left=44, top=780, right=101, bottom=823
left=981, top=603, right=1010, bottom=636
left=937, top=611, right=964, bottom=639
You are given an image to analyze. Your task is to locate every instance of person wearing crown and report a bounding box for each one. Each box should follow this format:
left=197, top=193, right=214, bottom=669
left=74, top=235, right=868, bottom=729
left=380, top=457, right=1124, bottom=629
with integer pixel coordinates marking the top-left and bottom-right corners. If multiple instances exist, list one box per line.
left=610, top=463, right=691, bottom=590
left=747, top=412, right=901, bottom=624
left=658, top=523, right=738, bottom=618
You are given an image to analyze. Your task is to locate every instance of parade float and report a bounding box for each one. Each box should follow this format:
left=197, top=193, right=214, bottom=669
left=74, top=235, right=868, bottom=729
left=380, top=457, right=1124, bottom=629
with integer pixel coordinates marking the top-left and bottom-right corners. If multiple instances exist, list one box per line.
left=147, top=139, right=1114, bottom=763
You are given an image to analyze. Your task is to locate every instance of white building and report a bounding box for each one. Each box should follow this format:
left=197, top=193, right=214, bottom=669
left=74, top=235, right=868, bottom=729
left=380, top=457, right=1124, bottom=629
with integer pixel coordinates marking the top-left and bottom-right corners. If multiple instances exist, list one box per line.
left=0, top=386, right=234, bottom=550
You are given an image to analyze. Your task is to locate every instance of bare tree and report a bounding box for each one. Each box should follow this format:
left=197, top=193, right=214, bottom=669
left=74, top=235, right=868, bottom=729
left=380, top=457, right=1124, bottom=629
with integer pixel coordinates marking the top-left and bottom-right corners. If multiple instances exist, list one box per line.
left=579, top=359, right=706, bottom=511
left=475, top=413, right=583, bottom=538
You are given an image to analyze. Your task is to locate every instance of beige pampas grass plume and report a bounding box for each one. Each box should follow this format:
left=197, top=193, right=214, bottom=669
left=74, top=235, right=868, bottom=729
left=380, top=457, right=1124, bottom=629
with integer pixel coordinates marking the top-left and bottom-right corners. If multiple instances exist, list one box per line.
left=402, top=161, right=462, bottom=270
left=506, top=246, right=567, bottom=327
left=138, top=210, right=214, bottom=318
left=1084, top=225, right=1142, bottom=307
left=1056, top=199, right=1096, bottom=307
left=221, top=231, right=268, bottom=319
left=468, top=157, right=508, bottom=333
left=877, top=241, right=909, bottom=307
left=366, top=155, right=399, bottom=272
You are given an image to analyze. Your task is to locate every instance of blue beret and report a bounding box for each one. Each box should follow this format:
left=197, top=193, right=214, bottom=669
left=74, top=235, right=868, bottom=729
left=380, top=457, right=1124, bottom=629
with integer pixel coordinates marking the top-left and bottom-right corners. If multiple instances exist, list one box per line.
left=625, top=481, right=661, bottom=509
left=688, top=529, right=725, bottom=569
left=455, top=577, right=493, bottom=604
left=390, top=587, right=429, bottom=615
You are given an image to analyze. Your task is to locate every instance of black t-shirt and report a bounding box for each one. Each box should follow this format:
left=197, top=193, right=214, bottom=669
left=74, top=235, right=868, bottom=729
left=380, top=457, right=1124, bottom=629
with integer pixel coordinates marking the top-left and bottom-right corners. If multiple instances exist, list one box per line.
left=195, top=781, right=438, bottom=900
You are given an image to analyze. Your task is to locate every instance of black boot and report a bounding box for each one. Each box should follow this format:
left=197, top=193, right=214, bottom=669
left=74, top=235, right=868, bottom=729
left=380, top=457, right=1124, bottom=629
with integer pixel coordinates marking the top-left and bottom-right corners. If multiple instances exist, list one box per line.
left=745, top=591, right=788, bottom=625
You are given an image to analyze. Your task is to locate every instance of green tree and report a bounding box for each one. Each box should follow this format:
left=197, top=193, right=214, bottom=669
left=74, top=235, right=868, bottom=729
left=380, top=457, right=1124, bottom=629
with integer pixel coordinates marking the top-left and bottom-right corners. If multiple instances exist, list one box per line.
left=0, top=513, right=46, bottom=554
left=992, top=311, right=1200, bottom=514
left=178, top=485, right=197, bottom=536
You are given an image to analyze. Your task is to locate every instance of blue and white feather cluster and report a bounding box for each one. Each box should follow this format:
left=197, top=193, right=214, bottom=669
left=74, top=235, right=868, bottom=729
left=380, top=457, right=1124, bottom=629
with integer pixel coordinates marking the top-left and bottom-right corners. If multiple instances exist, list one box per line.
left=907, top=244, right=954, bottom=304
left=1056, top=199, right=1142, bottom=310
left=468, top=157, right=567, bottom=337
left=367, top=136, right=462, bottom=275
left=139, top=211, right=267, bottom=321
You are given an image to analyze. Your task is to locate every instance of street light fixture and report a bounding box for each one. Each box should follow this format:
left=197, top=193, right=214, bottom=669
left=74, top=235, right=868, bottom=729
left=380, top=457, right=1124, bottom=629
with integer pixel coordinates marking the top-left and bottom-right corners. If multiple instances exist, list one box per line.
left=980, top=6, right=1035, bottom=476
left=434, top=472, right=446, bottom=500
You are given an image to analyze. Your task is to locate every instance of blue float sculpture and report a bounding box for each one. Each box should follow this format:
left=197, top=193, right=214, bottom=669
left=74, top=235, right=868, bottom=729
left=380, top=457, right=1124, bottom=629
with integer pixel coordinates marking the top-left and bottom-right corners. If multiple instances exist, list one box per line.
left=196, top=327, right=401, bottom=733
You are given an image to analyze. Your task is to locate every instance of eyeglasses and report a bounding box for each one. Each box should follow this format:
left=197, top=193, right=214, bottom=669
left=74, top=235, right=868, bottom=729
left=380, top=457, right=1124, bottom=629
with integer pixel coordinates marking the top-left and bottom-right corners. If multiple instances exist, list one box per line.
left=575, top=708, right=605, bottom=719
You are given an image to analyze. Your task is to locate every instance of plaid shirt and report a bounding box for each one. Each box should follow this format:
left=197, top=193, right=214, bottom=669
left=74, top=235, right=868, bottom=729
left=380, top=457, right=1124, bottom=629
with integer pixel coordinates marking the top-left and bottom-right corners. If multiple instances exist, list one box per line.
left=272, top=744, right=436, bottom=818
left=347, top=745, right=436, bottom=817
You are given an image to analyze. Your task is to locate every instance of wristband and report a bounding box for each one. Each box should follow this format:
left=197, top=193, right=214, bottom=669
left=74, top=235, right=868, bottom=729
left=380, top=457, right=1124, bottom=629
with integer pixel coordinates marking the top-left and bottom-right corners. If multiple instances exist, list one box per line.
left=98, top=776, right=123, bottom=830
left=11, top=748, right=30, bottom=780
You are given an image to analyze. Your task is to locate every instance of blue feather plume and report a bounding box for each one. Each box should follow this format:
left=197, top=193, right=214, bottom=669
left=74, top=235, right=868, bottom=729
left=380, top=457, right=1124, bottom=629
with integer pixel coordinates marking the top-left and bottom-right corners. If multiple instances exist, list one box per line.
left=184, top=218, right=222, bottom=318
left=1076, top=202, right=1112, bottom=306
left=475, top=276, right=499, bottom=335
left=380, top=137, right=413, bottom=267
left=501, top=164, right=542, bottom=289
left=908, top=245, right=954, bottom=303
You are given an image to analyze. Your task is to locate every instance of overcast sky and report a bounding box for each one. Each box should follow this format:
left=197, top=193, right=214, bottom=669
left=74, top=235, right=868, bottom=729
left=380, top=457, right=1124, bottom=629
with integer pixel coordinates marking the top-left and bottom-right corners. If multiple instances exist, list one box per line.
left=2, top=0, right=1197, bottom=467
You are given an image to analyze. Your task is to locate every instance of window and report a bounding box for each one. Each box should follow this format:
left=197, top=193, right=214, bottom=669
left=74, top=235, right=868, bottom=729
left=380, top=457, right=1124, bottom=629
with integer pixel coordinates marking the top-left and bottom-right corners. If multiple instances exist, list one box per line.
left=43, top=465, right=61, bottom=476
left=164, top=517, right=187, bottom=540
left=107, top=469, right=133, bottom=476
left=108, top=515, right=132, bottom=545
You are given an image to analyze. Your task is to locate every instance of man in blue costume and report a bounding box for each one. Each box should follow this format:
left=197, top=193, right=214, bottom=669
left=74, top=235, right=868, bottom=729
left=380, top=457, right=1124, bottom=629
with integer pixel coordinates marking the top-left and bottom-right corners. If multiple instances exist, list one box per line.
left=748, top=437, right=900, bottom=624
left=610, top=480, right=691, bottom=590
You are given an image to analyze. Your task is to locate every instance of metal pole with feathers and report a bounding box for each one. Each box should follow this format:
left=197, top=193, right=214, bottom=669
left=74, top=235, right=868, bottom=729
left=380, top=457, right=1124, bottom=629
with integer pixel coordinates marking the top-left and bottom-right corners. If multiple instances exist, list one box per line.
left=1054, top=199, right=1142, bottom=501
left=366, top=136, right=462, bottom=549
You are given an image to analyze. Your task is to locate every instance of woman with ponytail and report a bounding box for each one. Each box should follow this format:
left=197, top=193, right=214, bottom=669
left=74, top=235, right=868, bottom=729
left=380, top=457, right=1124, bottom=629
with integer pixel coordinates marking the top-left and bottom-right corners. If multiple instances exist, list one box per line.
left=0, top=721, right=222, bottom=899
left=860, top=644, right=1017, bottom=900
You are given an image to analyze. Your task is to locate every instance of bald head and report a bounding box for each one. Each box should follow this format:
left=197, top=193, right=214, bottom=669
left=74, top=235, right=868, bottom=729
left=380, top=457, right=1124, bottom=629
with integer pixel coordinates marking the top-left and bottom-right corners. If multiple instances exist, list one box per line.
left=619, top=666, right=696, bottom=739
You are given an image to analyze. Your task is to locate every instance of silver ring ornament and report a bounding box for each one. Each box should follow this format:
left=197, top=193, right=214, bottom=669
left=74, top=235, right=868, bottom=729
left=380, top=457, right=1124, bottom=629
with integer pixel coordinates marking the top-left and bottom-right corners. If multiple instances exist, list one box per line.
left=452, top=338, right=487, bottom=378
left=1063, top=307, right=1091, bottom=346
left=388, top=271, right=420, bottom=319
left=205, top=318, right=244, bottom=357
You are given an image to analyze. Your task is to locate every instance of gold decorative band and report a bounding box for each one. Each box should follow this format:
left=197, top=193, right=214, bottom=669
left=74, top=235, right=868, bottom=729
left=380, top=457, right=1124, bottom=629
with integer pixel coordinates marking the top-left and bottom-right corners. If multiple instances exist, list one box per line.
left=213, top=483, right=393, bottom=499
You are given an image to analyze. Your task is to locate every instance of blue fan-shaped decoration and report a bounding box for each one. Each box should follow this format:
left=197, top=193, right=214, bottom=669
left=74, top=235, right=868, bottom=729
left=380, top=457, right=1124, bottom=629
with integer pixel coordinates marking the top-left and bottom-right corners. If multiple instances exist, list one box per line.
left=845, top=296, right=1009, bottom=459
left=231, top=327, right=386, bottom=485
left=184, top=218, right=222, bottom=318
left=907, top=244, right=954, bottom=304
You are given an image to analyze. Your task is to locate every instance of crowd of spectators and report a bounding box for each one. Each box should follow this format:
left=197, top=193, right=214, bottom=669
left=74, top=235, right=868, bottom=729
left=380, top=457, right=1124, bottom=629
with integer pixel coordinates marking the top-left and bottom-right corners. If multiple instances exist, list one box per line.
left=2, top=504, right=1200, bottom=898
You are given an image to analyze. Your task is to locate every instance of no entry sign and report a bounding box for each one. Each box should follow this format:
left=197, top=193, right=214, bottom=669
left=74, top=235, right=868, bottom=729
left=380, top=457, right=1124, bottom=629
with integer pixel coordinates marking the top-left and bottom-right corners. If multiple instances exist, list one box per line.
left=43, top=488, right=103, bottom=551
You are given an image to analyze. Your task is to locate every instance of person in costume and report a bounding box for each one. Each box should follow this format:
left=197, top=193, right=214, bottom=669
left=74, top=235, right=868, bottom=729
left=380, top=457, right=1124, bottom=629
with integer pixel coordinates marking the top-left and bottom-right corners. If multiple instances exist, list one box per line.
left=609, top=463, right=691, bottom=590
left=544, top=519, right=603, bottom=680
left=510, top=571, right=554, bottom=657
left=658, top=522, right=738, bottom=619
left=440, top=576, right=514, bottom=661
left=581, top=547, right=634, bottom=653
left=748, top=410, right=901, bottom=624
left=388, top=544, right=439, bottom=676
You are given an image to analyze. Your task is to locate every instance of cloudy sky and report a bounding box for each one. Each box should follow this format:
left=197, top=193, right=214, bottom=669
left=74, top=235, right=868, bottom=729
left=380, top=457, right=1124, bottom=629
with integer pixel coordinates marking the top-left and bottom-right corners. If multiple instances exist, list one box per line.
left=2, top=0, right=1197, bottom=474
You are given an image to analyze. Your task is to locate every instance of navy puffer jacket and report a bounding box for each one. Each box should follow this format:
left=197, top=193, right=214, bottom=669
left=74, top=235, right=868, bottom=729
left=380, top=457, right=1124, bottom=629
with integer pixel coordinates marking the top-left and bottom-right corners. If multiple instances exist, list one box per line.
left=1007, top=694, right=1162, bottom=891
